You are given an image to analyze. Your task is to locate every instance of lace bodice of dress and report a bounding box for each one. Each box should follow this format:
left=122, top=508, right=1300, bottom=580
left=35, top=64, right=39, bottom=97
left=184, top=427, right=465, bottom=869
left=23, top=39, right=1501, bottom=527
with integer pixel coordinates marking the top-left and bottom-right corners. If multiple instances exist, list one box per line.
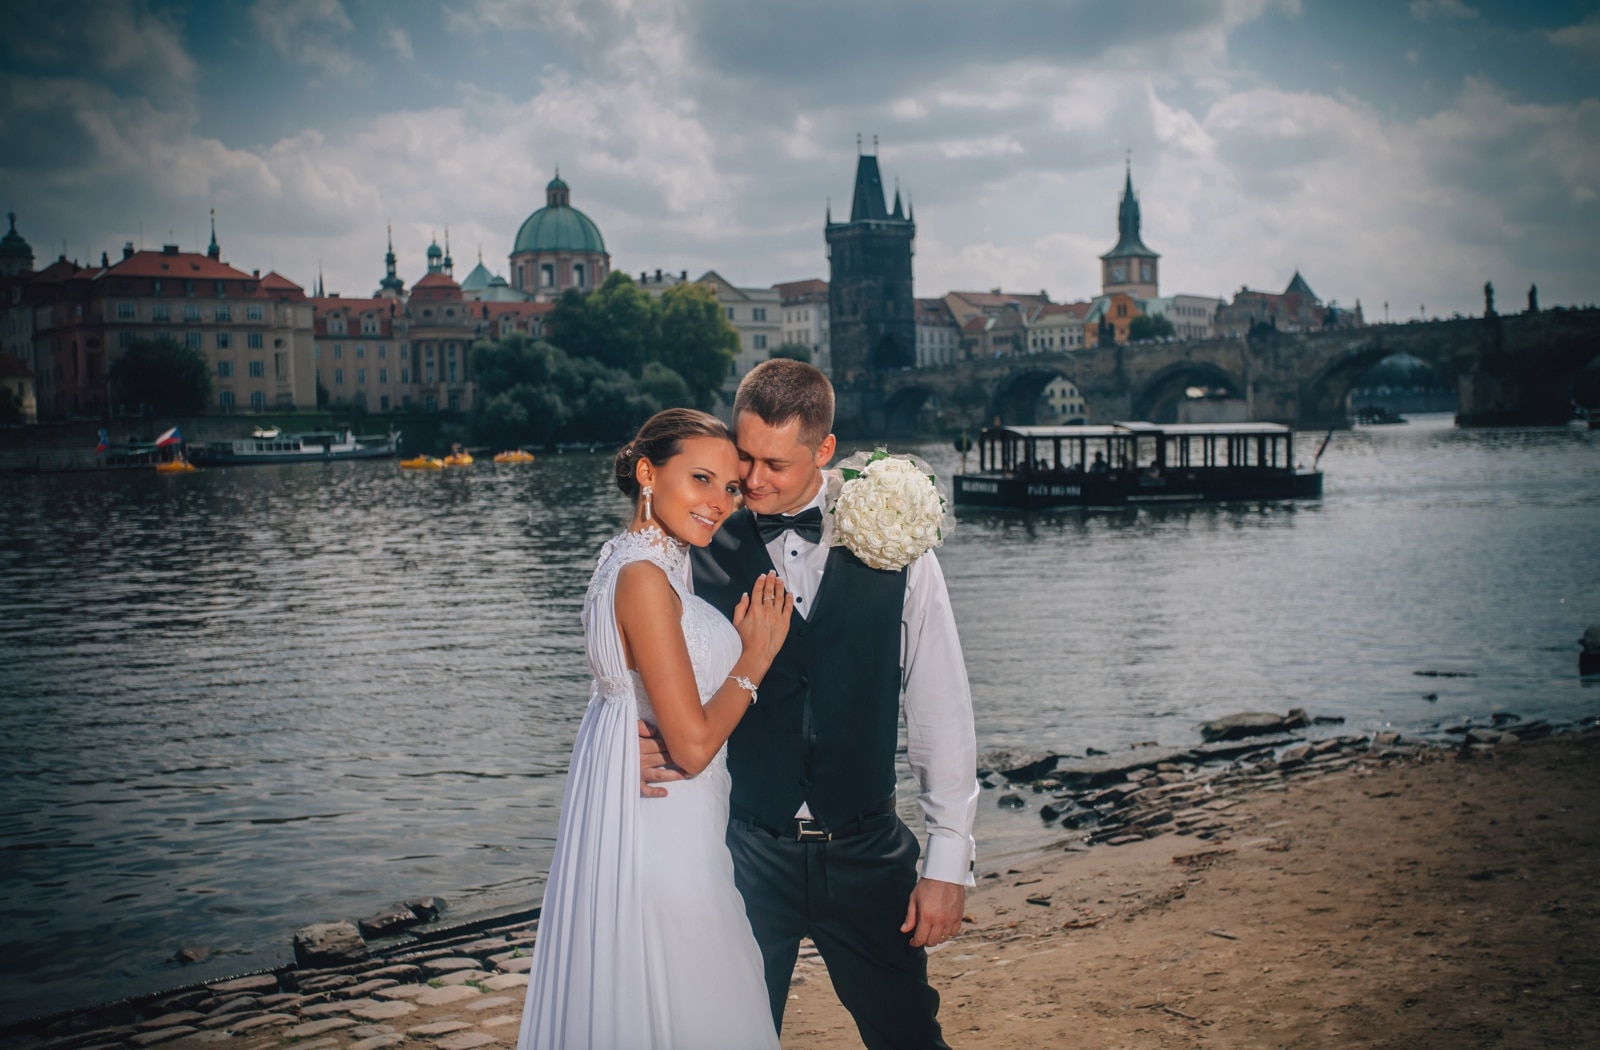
left=582, top=528, right=741, bottom=737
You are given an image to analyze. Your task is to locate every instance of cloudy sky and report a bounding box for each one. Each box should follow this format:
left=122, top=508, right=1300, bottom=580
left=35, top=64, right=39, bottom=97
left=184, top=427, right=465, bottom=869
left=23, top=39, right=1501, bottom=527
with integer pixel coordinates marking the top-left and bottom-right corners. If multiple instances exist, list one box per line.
left=3, top=0, right=1597, bottom=317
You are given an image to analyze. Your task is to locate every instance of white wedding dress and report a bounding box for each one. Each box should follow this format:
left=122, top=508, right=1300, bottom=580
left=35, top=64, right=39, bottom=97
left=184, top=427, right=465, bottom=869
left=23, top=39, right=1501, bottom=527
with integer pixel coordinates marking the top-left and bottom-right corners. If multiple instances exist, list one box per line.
left=517, top=528, right=780, bottom=1050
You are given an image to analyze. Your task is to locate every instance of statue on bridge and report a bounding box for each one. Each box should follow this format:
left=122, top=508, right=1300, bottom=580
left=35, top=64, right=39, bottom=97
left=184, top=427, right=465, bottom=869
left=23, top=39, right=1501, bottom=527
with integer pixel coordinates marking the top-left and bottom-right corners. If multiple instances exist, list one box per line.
left=1528, top=284, right=1539, bottom=314
left=1484, top=281, right=1495, bottom=317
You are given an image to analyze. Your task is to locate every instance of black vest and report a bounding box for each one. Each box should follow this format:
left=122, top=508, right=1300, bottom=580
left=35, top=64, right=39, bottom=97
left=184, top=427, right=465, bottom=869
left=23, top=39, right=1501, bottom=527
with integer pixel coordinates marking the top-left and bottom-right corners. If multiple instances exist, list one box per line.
left=692, top=509, right=908, bottom=830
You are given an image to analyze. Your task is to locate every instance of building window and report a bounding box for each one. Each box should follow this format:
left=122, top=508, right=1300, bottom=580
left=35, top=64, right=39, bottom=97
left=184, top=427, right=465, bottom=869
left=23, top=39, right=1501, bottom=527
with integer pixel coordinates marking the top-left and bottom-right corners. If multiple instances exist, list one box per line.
left=248, top=361, right=264, bottom=378
left=399, top=344, right=409, bottom=359
left=425, top=346, right=434, bottom=360
left=363, top=319, right=378, bottom=335
left=358, top=368, right=367, bottom=385
left=329, top=319, right=346, bottom=335
left=183, top=279, right=195, bottom=296
left=448, top=390, right=461, bottom=411
left=334, top=368, right=344, bottom=385
left=753, top=334, right=767, bottom=350
left=540, top=263, right=554, bottom=287
left=214, top=281, right=226, bottom=298
left=218, top=360, right=234, bottom=378
left=333, top=344, right=342, bottom=359
left=250, top=391, right=266, bottom=410
left=215, top=306, right=231, bottom=322
left=246, top=305, right=263, bottom=321
left=379, top=367, right=388, bottom=384
left=448, top=362, right=457, bottom=382
left=401, top=367, right=409, bottom=383
left=356, top=345, right=365, bottom=359
left=117, top=302, right=136, bottom=319
left=219, top=391, right=235, bottom=410
left=216, top=331, right=231, bottom=349
left=378, top=344, right=387, bottom=359
left=753, top=307, right=766, bottom=321
left=447, top=345, right=456, bottom=360
left=726, top=307, right=736, bottom=320
left=380, top=395, right=390, bottom=411
left=426, top=366, right=435, bottom=382
left=247, top=332, right=263, bottom=349
left=153, top=279, right=163, bottom=294
left=186, top=331, right=202, bottom=350
left=151, top=304, right=169, bottom=321
left=184, top=303, right=201, bottom=322
left=573, top=263, right=585, bottom=288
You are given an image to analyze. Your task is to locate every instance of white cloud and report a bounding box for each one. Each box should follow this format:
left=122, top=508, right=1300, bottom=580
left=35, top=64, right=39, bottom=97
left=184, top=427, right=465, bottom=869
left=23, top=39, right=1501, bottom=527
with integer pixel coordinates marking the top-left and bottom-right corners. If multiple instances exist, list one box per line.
left=1545, top=13, right=1600, bottom=58
left=383, top=26, right=414, bottom=61
left=249, top=0, right=357, bottom=75
left=1409, top=0, right=1478, bottom=21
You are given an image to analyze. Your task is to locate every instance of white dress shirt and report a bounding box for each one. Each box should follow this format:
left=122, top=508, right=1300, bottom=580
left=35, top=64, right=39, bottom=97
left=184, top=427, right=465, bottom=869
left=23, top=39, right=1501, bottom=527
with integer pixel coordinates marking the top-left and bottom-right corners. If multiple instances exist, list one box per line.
left=756, top=483, right=978, bottom=887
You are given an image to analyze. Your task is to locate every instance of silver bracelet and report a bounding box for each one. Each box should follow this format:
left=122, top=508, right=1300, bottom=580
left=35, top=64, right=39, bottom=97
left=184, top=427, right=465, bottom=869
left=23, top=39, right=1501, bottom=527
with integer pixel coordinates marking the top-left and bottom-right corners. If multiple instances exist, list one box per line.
left=727, top=675, right=758, bottom=704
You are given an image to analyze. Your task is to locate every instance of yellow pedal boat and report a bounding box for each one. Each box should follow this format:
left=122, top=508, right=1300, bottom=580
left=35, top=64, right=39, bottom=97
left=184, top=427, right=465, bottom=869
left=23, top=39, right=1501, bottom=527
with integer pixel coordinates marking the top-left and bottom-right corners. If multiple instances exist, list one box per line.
left=492, top=450, right=536, bottom=464
left=155, top=458, right=197, bottom=474
left=400, top=456, right=444, bottom=470
left=442, top=452, right=474, bottom=467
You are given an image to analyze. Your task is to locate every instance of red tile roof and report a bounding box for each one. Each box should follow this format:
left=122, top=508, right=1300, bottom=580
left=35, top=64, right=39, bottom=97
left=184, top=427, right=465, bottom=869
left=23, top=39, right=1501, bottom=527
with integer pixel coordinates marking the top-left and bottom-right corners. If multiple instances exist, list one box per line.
left=773, top=278, right=827, bottom=301
left=101, top=250, right=255, bottom=282
left=413, top=272, right=461, bottom=291
left=259, top=271, right=305, bottom=295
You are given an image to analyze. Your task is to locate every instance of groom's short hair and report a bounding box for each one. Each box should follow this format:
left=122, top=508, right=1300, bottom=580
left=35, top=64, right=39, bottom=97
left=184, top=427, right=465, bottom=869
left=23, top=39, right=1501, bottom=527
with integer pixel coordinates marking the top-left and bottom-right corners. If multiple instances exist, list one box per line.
left=733, top=359, right=835, bottom=449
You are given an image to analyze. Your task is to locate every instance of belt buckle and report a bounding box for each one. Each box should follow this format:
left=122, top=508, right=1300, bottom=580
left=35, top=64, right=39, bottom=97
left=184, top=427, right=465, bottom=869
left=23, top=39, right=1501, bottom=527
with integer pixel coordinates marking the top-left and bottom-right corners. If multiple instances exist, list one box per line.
left=794, top=818, right=831, bottom=842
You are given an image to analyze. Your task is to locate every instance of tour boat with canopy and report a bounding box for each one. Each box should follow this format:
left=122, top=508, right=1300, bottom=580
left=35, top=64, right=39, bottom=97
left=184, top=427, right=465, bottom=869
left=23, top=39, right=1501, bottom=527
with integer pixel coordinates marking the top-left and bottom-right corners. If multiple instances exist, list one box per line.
left=189, top=427, right=401, bottom=466
left=953, top=421, right=1323, bottom=510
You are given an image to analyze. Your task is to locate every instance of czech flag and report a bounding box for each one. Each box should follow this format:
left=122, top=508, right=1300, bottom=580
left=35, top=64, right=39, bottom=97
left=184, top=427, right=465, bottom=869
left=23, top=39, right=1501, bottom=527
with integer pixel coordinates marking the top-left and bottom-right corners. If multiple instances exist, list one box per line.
left=95, top=429, right=110, bottom=453
left=155, top=427, right=182, bottom=448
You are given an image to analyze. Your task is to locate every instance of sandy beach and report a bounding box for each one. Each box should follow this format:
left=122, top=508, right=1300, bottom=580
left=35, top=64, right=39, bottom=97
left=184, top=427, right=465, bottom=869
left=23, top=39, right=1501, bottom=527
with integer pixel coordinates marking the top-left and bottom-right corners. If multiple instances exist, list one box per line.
left=8, top=727, right=1597, bottom=1050
left=786, top=728, right=1600, bottom=1048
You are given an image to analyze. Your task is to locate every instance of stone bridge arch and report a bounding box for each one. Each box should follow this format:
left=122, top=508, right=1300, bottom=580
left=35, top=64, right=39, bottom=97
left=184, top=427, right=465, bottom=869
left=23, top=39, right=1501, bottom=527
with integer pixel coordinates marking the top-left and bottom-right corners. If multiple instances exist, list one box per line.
left=990, top=367, right=1074, bottom=426
left=881, top=383, right=944, bottom=435
left=1300, top=336, right=1463, bottom=427
left=1130, top=361, right=1246, bottom=422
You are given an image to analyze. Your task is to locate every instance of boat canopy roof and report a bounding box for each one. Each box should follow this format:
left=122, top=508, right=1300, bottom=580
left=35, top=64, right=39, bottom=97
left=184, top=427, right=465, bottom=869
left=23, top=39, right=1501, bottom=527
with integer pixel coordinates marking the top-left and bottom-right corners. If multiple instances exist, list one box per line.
left=991, top=421, right=1292, bottom=439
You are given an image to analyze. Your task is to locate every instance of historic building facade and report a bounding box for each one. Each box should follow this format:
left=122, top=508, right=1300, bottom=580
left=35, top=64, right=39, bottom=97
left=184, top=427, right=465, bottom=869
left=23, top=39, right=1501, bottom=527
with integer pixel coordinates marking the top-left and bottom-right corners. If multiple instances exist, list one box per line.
left=5, top=222, right=316, bottom=419
left=509, top=174, right=610, bottom=302
left=774, top=278, right=831, bottom=374
left=826, top=147, right=915, bottom=382
left=1101, top=163, right=1159, bottom=299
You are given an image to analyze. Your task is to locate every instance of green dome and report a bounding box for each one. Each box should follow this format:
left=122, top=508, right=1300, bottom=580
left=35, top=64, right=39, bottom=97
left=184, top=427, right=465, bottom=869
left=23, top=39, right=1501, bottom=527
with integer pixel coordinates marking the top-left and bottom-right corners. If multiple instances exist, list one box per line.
left=513, top=203, right=606, bottom=254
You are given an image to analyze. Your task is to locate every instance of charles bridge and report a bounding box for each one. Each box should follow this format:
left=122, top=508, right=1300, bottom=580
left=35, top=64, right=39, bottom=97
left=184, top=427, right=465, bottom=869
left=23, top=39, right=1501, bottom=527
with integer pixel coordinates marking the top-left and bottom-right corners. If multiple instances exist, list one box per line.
left=837, top=308, right=1600, bottom=434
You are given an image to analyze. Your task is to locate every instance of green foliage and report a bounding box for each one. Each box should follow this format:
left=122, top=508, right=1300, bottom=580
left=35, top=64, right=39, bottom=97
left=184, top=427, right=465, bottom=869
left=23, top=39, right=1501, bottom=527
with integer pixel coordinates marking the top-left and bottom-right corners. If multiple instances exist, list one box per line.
left=109, top=338, right=212, bottom=415
left=639, top=361, right=693, bottom=408
left=1127, top=314, right=1176, bottom=342
left=542, top=274, right=737, bottom=411
left=769, top=342, right=813, bottom=363
left=469, top=332, right=665, bottom=448
left=655, top=282, right=738, bottom=409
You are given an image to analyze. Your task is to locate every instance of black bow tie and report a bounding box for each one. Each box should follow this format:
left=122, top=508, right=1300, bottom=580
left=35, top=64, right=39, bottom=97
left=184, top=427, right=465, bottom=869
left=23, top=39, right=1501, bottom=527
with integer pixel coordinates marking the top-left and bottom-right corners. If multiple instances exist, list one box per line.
left=756, top=507, right=823, bottom=544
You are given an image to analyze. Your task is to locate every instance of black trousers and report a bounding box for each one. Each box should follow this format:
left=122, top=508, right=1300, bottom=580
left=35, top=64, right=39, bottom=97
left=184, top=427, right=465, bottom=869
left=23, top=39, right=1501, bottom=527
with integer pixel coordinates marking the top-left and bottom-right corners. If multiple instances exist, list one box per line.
left=726, top=811, right=950, bottom=1050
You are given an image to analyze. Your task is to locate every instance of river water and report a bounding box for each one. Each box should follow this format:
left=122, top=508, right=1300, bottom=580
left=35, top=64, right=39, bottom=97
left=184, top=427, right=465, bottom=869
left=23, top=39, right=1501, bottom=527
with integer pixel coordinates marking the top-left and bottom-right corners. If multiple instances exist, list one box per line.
left=2, top=415, right=1597, bottom=1022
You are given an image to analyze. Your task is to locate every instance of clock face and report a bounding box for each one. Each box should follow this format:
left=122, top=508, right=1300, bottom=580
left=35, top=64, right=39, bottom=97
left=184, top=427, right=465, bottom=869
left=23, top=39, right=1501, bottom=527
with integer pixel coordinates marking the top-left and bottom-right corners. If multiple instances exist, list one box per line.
left=1111, top=265, right=1126, bottom=283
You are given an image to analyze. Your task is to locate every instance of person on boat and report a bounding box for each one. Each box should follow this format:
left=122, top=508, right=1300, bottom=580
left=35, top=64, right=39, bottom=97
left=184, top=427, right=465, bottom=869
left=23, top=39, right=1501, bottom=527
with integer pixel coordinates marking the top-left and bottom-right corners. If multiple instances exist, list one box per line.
left=1090, top=452, right=1109, bottom=474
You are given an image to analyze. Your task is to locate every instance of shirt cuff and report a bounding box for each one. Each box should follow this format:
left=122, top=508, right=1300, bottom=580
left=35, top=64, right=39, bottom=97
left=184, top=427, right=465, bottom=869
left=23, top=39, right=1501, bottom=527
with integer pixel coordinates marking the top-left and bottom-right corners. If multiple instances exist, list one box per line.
left=920, top=831, right=976, bottom=887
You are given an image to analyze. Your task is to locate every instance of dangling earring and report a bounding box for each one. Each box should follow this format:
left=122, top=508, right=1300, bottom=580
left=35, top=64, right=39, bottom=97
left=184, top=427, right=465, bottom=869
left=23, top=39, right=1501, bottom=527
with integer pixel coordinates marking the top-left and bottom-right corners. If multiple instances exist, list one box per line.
left=642, top=485, right=653, bottom=522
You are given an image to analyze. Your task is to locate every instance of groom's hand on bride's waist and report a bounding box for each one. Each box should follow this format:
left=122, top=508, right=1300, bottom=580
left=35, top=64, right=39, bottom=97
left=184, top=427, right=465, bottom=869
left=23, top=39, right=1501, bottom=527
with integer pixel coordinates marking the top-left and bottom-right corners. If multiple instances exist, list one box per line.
left=639, top=720, right=687, bottom=798
left=902, top=877, right=967, bottom=949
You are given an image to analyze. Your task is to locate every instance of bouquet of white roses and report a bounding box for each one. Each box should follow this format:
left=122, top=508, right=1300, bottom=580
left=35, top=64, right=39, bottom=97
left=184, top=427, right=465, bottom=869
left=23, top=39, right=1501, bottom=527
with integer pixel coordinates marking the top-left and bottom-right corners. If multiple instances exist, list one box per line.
left=823, top=449, right=954, bottom=571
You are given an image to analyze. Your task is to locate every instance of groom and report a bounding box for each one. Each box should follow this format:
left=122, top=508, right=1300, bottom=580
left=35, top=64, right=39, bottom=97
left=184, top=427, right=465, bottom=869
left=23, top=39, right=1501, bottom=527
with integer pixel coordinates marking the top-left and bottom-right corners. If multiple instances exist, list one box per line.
left=644, top=358, right=977, bottom=1049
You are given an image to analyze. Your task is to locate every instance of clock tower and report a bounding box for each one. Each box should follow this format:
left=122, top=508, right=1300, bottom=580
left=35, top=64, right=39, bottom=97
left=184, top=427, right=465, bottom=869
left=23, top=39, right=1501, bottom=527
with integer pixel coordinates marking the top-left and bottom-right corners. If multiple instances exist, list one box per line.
left=1100, top=161, right=1159, bottom=299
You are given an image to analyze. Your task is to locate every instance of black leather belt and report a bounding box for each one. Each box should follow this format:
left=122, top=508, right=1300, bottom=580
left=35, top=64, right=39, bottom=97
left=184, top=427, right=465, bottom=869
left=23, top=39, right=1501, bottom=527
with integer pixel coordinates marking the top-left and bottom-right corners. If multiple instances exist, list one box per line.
left=734, top=796, right=897, bottom=842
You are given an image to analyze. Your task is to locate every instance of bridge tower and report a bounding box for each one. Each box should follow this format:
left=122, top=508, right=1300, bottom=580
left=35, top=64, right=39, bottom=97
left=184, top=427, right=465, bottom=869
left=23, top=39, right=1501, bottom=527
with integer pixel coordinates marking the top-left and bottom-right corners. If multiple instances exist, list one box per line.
left=826, top=139, right=915, bottom=383
left=1100, top=160, right=1159, bottom=300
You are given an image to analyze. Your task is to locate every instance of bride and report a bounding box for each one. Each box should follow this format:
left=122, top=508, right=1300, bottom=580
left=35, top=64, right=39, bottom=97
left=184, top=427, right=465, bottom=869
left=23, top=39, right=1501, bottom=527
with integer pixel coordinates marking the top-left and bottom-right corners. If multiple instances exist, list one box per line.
left=518, top=408, right=790, bottom=1049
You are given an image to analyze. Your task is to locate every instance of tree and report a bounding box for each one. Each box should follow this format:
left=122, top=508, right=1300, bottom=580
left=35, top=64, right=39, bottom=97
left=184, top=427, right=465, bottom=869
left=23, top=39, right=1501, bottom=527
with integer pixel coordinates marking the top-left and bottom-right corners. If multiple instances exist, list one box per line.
left=639, top=361, right=693, bottom=408
left=469, top=332, right=662, bottom=448
left=545, top=272, right=657, bottom=373
left=1127, top=314, right=1175, bottom=342
left=109, top=337, right=212, bottom=415
left=656, top=282, right=738, bottom=409
left=769, top=342, right=812, bottom=363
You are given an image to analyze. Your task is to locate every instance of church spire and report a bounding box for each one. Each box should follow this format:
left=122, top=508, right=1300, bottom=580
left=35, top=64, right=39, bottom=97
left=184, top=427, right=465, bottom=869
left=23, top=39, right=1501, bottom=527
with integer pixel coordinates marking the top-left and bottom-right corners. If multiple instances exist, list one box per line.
left=207, top=209, right=220, bottom=260
left=379, top=221, right=404, bottom=296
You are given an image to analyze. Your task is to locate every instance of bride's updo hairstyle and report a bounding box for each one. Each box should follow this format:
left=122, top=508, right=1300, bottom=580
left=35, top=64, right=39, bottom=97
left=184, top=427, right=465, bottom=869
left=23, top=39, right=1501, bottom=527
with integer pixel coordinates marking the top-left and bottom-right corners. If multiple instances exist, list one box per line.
left=614, top=408, right=732, bottom=500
